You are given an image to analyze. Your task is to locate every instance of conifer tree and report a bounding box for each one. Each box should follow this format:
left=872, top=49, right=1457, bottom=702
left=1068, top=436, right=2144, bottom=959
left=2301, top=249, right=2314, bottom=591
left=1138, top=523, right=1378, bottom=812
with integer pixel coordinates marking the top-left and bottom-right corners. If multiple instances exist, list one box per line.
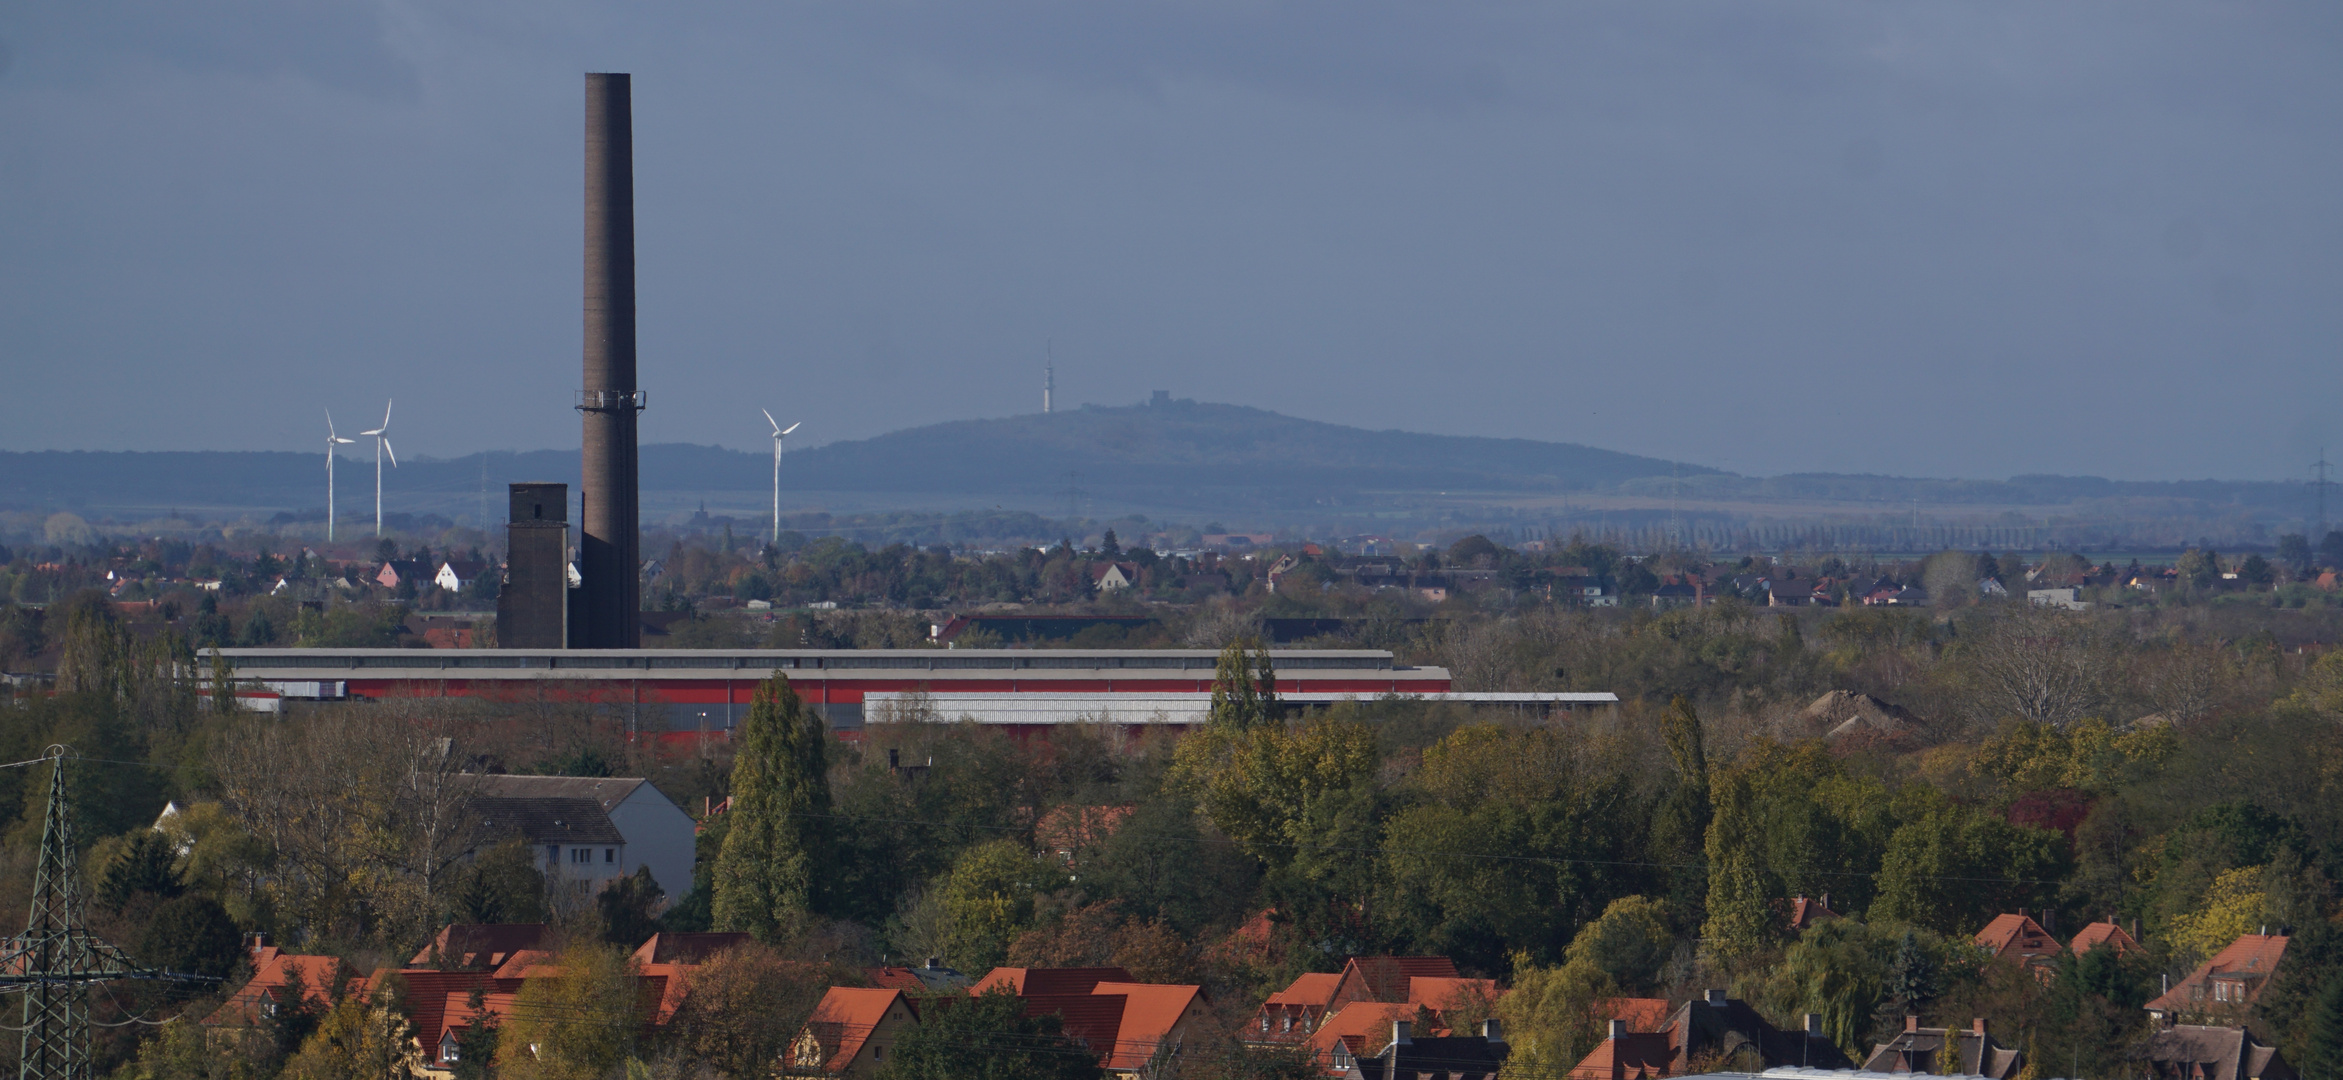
left=1208, top=636, right=1277, bottom=729
left=2303, top=973, right=2343, bottom=1079
left=712, top=674, right=831, bottom=942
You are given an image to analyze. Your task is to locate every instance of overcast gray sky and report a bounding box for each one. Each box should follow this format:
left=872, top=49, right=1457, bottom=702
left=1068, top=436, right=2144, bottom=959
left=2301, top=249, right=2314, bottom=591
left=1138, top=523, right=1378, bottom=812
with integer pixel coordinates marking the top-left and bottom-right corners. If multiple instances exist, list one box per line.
left=1, top=2, right=2336, bottom=481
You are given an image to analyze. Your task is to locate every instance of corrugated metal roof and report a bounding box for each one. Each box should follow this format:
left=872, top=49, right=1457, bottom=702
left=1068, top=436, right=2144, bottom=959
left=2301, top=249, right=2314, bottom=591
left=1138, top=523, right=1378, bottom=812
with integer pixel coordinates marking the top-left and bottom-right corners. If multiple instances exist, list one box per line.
left=865, top=690, right=1617, bottom=724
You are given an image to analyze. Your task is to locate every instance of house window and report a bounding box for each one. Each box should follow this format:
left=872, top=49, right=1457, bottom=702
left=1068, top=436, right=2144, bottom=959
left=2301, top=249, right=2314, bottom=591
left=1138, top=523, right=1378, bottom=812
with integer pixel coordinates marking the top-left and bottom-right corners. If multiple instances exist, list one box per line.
left=442, top=1037, right=459, bottom=1063
left=1258, top=1016, right=1269, bottom=1032
left=571, top=847, right=592, bottom=864
left=605, top=848, right=615, bottom=863
left=547, top=846, right=559, bottom=864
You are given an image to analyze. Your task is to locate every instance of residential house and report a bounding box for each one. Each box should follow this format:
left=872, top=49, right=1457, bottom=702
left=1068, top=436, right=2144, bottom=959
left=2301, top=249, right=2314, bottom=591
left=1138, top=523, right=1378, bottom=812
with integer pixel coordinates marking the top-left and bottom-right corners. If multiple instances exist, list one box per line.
left=1862, top=1017, right=2024, bottom=1078
left=2144, top=1025, right=2298, bottom=1080
left=376, top=559, right=435, bottom=589
left=1092, top=562, right=1139, bottom=592
left=204, top=936, right=360, bottom=1050
left=790, top=988, right=919, bottom=1077
left=2028, top=586, right=2091, bottom=611
left=1787, top=894, right=1840, bottom=933
left=434, top=560, right=489, bottom=592
left=1250, top=956, right=1478, bottom=1048
left=1657, top=991, right=1849, bottom=1072
left=631, top=932, right=751, bottom=965
left=408, top=923, right=548, bottom=970
left=867, top=957, right=971, bottom=994
left=1571, top=1020, right=1672, bottom=1080
left=456, top=775, right=697, bottom=899
left=1035, top=804, right=1135, bottom=866
left=1974, top=911, right=2062, bottom=970
left=968, top=967, right=1210, bottom=1079
left=2070, top=920, right=2142, bottom=959
left=2147, top=933, right=2290, bottom=1024
left=1650, top=577, right=1706, bottom=610
left=1334, top=1019, right=1508, bottom=1080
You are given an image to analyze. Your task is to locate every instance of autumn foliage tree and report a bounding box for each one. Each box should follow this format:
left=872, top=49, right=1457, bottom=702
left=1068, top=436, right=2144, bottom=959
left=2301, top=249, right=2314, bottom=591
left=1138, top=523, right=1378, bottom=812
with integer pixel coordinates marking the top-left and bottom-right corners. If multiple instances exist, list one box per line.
left=713, top=674, right=832, bottom=942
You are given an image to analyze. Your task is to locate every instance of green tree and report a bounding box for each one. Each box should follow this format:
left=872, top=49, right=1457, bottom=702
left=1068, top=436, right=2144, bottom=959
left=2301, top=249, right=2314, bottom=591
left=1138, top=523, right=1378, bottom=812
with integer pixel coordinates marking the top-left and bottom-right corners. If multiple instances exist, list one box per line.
left=713, top=674, right=831, bottom=942
left=1494, top=954, right=1621, bottom=1077
left=941, top=840, right=1060, bottom=971
left=497, top=944, right=642, bottom=1080
left=1564, top=896, right=1675, bottom=994
left=1869, top=804, right=2066, bottom=934
left=1650, top=697, right=1711, bottom=925
left=1208, top=636, right=1278, bottom=729
left=2302, top=973, right=2343, bottom=1080
left=96, top=829, right=185, bottom=911
left=1172, top=711, right=1377, bottom=865
left=137, top=895, right=243, bottom=980
left=874, top=986, right=1104, bottom=1080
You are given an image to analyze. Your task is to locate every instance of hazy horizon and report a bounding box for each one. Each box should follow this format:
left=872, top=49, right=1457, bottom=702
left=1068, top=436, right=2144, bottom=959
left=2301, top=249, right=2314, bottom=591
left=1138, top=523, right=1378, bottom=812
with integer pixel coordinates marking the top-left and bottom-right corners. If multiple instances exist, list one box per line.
left=3, top=3, right=2338, bottom=482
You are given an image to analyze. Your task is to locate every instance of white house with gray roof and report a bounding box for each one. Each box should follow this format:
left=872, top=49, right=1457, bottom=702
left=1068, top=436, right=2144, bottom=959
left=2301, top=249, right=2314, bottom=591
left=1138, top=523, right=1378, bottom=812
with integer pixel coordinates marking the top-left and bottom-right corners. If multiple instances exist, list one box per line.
left=458, top=775, right=696, bottom=901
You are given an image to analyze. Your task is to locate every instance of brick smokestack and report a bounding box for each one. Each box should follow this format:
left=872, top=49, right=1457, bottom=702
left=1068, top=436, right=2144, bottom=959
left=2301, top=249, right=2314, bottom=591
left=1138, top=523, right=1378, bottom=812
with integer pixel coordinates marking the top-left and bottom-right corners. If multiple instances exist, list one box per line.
left=580, top=73, right=640, bottom=647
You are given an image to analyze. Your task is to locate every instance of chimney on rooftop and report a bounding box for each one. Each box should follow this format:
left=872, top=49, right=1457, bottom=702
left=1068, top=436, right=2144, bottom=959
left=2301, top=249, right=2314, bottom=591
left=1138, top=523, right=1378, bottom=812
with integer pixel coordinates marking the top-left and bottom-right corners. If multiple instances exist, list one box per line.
left=1704, top=989, right=1728, bottom=1006
left=925, top=956, right=940, bottom=970
left=1482, top=1018, right=1504, bottom=1045
left=1805, top=1013, right=1823, bottom=1035
left=1904, top=1015, right=1919, bottom=1033
left=1391, top=1020, right=1411, bottom=1048
left=1607, top=1019, right=1627, bottom=1041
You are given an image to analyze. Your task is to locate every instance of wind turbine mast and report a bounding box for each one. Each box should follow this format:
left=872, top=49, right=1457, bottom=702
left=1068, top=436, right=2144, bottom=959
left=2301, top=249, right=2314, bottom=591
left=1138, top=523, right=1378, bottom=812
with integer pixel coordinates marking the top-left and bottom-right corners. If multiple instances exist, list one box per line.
left=1044, top=339, right=1054, bottom=415
left=325, top=411, right=355, bottom=544
left=361, top=400, right=397, bottom=538
left=763, top=410, right=800, bottom=547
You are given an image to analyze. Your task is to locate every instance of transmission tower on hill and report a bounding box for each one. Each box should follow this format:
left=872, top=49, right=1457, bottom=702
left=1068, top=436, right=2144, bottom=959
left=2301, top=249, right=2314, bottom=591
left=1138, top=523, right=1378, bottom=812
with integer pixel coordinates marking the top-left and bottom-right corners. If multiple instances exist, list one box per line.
left=0, top=748, right=210, bottom=1080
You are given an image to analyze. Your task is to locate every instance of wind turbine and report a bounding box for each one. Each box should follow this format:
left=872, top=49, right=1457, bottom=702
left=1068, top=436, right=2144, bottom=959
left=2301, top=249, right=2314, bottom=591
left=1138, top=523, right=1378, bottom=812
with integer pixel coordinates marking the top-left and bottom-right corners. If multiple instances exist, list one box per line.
left=763, top=409, right=800, bottom=546
left=361, top=400, right=397, bottom=538
left=324, top=411, right=356, bottom=543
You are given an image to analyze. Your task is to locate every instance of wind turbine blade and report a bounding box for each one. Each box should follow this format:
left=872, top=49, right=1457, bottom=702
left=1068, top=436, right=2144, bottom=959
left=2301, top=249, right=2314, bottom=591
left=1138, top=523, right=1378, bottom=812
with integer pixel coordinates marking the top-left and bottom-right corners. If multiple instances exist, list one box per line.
left=361, top=427, right=385, bottom=436
left=384, top=439, right=398, bottom=468
left=334, top=437, right=355, bottom=445
left=762, top=408, right=779, bottom=435
left=781, top=422, right=801, bottom=436
left=327, top=409, right=338, bottom=439
left=382, top=399, right=394, bottom=428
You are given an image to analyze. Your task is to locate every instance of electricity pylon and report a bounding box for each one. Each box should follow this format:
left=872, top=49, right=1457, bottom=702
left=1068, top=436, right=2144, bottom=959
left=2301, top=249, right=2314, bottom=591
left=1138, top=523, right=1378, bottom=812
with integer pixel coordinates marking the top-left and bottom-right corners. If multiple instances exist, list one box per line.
left=0, top=748, right=206, bottom=1080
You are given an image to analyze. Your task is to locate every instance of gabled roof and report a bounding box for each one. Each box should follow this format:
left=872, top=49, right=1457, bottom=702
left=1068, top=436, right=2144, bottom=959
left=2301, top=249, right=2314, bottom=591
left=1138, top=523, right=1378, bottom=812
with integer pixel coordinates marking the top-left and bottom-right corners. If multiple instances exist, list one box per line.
left=631, top=932, right=752, bottom=965
left=409, top=975, right=505, bottom=1051
left=1408, top=976, right=1500, bottom=1010
left=800, top=986, right=908, bottom=1072
left=1571, top=1031, right=1673, bottom=1080
left=207, top=950, right=350, bottom=1028
left=457, top=774, right=662, bottom=813
left=409, top=923, right=550, bottom=969
left=1336, top=956, right=1460, bottom=1005
left=1975, top=913, right=2061, bottom=963
left=471, top=795, right=625, bottom=846
left=1303, top=1001, right=1416, bottom=1065
left=1019, top=993, right=1128, bottom=1063
left=972, top=966, right=1133, bottom=997
left=869, top=962, right=971, bottom=993
left=1265, top=972, right=1343, bottom=1007
left=2148, top=934, right=2290, bottom=1016
left=2069, top=921, right=2141, bottom=958
left=1598, top=998, right=1672, bottom=1032
left=1091, top=982, right=1203, bottom=1072
left=2145, top=1024, right=2294, bottom=1080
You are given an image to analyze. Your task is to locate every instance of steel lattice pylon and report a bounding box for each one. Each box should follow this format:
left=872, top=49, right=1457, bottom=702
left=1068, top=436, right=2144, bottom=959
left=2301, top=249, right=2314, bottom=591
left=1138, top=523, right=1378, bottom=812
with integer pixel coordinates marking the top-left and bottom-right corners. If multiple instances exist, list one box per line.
left=0, top=748, right=174, bottom=1080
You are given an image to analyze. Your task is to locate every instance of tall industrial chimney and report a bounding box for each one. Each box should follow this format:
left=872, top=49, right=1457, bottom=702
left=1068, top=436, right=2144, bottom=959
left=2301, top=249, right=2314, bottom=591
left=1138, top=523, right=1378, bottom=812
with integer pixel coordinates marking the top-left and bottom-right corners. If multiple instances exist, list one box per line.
left=579, top=73, right=641, bottom=648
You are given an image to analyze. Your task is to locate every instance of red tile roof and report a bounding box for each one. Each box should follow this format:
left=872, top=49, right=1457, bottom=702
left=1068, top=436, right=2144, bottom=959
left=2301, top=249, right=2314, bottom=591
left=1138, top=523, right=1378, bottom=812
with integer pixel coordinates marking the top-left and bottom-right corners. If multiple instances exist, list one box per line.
left=400, top=971, right=510, bottom=1052
left=630, top=932, right=752, bottom=966
left=1336, top=956, right=1461, bottom=1006
left=1021, top=992, right=1129, bottom=1063
left=1267, top=972, right=1343, bottom=1007
left=1571, top=1031, right=1674, bottom=1080
left=206, top=948, right=352, bottom=1028
left=408, top=923, right=549, bottom=969
left=972, top=966, right=1133, bottom=997
left=1302, top=1001, right=1416, bottom=1066
left=1599, top=998, right=1673, bottom=1032
left=799, top=987, right=909, bottom=1073
left=1407, top=976, right=1500, bottom=1011
left=2069, top=921, right=2141, bottom=958
left=1974, top=913, right=2061, bottom=964
left=1090, top=982, right=1204, bottom=1072
left=2148, top=934, right=2290, bottom=1017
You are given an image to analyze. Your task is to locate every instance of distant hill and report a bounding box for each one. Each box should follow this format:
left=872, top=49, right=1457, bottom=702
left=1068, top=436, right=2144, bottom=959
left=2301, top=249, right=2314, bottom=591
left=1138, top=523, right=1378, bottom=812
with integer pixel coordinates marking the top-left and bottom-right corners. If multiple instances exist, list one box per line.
left=0, top=401, right=1713, bottom=518
left=0, top=401, right=2312, bottom=545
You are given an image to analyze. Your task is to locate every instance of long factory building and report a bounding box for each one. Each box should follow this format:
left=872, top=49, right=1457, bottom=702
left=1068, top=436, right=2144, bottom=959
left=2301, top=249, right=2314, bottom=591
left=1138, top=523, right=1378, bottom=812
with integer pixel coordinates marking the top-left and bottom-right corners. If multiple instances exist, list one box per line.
left=209, top=647, right=1616, bottom=740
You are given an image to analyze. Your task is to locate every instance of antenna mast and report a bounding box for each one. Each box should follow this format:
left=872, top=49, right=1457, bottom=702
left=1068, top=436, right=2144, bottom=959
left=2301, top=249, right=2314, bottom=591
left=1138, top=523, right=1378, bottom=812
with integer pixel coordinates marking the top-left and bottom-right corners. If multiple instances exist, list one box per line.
left=1044, top=340, right=1055, bottom=414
